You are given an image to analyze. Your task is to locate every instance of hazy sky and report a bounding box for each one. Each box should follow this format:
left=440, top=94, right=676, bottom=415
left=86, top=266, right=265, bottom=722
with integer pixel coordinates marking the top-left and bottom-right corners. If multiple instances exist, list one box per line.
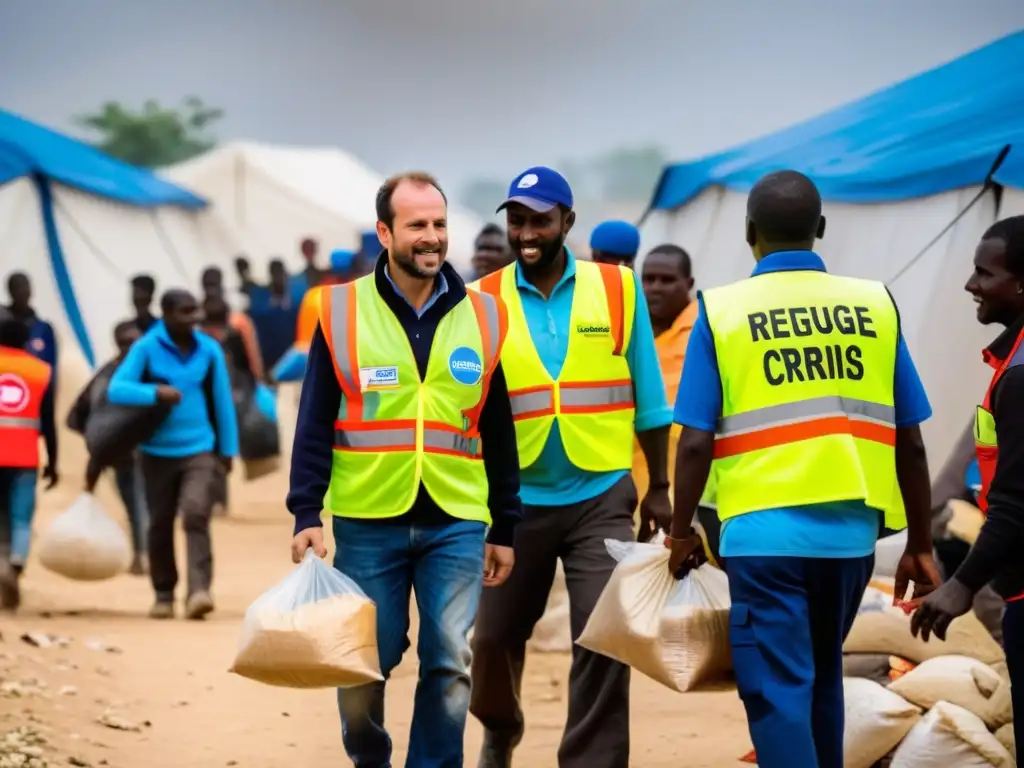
left=2, top=1, right=1022, bottom=194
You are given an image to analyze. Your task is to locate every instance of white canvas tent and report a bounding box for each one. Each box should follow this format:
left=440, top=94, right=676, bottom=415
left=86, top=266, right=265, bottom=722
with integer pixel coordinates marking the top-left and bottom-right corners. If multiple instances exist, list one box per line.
left=164, top=141, right=486, bottom=276
left=640, top=31, right=1024, bottom=474
left=0, top=110, right=239, bottom=372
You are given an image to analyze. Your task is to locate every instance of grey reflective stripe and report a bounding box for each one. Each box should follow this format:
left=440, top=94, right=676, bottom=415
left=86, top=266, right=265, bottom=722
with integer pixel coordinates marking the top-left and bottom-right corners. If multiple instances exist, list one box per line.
left=327, top=284, right=358, bottom=391
left=560, top=383, right=634, bottom=409
left=0, top=416, right=39, bottom=429
left=509, top=390, right=553, bottom=417
left=476, top=291, right=501, bottom=369
left=423, top=428, right=481, bottom=457
left=717, top=396, right=895, bottom=437
left=334, top=427, right=415, bottom=449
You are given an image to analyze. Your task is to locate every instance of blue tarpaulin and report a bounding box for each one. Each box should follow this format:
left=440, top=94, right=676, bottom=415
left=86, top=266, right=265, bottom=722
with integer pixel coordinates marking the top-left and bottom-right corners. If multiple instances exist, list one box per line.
left=648, top=30, right=1024, bottom=212
left=0, top=110, right=206, bottom=365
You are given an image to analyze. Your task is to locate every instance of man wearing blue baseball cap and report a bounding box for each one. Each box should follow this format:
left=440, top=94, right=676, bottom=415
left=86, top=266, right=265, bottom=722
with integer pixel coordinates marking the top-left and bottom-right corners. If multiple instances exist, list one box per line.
left=590, top=220, right=641, bottom=268
left=468, top=166, right=673, bottom=768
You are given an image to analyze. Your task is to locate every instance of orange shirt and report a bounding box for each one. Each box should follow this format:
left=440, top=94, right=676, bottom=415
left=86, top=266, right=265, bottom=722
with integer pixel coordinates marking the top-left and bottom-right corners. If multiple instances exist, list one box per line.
left=0, top=347, right=52, bottom=469
left=228, top=311, right=265, bottom=381
left=632, top=300, right=697, bottom=499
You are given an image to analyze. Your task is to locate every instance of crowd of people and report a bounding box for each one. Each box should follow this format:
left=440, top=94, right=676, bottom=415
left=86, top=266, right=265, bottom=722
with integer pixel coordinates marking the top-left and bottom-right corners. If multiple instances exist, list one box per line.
left=0, top=162, right=1021, bottom=768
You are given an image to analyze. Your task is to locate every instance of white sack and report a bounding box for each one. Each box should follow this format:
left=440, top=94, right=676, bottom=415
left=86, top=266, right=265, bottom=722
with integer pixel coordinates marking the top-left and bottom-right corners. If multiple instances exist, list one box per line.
left=229, top=550, right=383, bottom=688
left=844, top=587, right=1004, bottom=665
left=887, top=655, right=1012, bottom=729
left=36, top=493, right=131, bottom=581
left=890, top=701, right=1014, bottom=768
left=576, top=536, right=731, bottom=692
left=843, top=677, right=921, bottom=768
left=994, top=724, right=1015, bottom=763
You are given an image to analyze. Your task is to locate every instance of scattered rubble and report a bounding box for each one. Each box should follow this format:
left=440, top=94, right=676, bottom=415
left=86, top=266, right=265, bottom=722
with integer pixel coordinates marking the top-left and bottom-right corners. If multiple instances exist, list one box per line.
left=0, top=725, right=49, bottom=768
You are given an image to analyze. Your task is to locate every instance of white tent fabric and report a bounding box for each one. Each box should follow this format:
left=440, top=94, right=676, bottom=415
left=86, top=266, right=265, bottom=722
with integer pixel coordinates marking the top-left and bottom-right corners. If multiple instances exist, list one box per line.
left=0, top=177, right=239, bottom=372
left=639, top=187, right=998, bottom=474
left=164, top=141, right=485, bottom=276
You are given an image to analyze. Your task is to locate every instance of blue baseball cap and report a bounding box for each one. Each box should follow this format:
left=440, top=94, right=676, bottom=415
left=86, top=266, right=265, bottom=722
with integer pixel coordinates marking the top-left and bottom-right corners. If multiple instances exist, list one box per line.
left=330, top=249, right=356, bottom=273
left=590, top=220, right=640, bottom=258
left=496, top=166, right=573, bottom=214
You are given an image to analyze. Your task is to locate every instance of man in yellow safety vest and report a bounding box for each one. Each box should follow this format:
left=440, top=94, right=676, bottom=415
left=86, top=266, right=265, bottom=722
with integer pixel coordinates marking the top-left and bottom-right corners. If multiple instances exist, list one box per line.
left=468, top=166, right=673, bottom=768
left=286, top=171, right=523, bottom=767
left=665, top=170, right=941, bottom=768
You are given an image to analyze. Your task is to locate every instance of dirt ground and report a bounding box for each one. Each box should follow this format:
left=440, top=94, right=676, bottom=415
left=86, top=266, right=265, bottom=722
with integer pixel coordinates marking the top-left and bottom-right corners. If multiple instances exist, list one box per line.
left=0, top=409, right=751, bottom=767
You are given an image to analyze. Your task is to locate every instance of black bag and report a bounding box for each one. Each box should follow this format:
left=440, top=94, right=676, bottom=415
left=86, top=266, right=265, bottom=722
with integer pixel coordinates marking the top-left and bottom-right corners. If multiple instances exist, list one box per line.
left=233, top=378, right=280, bottom=461
left=82, top=361, right=172, bottom=469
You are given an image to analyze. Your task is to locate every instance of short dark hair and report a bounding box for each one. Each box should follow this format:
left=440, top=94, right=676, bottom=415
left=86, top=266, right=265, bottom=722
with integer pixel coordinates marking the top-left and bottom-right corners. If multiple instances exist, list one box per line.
left=0, top=317, right=30, bottom=348
left=747, top=170, right=822, bottom=244
left=113, top=320, right=138, bottom=340
left=268, top=259, right=285, bottom=273
left=476, top=223, right=504, bottom=239
left=131, top=274, right=156, bottom=293
left=647, top=244, right=692, bottom=278
left=6, top=272, right=28, bottom=293
left=160, top=288, right=195, bottom=315
left=201, top=266, right=223, bottom=284
left=983, top=215, right=1024, bottom=278
left=375, top=172, right=447, bottom=231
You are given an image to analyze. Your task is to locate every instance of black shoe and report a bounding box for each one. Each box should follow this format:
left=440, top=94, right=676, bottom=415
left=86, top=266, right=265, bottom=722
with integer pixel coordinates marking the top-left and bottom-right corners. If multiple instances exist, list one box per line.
left=0, top=562, right=20, bottom=611
left=478, top=731, right=520, bottom=768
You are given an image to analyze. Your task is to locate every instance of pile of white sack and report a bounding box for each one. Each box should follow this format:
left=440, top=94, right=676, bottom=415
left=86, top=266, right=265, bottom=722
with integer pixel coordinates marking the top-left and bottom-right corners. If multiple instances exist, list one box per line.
left=577, top=535, right=732, bottom=692
left=843, top=581, right=1015, bottom=767
left=36, top=493, right=132, bottom=581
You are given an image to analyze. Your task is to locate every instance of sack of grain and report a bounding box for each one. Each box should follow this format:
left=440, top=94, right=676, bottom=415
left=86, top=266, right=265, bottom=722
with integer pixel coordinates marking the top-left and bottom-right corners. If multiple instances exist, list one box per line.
left=37, top=493, right=131, bottom=581
left=230, top=550, right=383, bottom=688
left=887, top=655, right=1012, bottom=729
left=946, top=499, right=985, bottom=544
left=890, top=701, right=1014, bottom=768
left=844, top=587, right=1004, bottom=665
left=994, top=724, right=1015, bottom=762
left=843, top=677, right=921, bottom=768
left=843, top=654, right=898, bottom=686
left=577, top=536, right=731, bottom=691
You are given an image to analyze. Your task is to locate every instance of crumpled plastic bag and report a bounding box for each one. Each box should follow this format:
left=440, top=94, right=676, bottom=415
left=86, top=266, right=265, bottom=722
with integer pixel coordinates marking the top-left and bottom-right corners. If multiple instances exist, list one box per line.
left=36, top=493, right=131, bottom=581
left=229, top=550, right=383, bottom=688
left=576, top=534, right=732, bottom=691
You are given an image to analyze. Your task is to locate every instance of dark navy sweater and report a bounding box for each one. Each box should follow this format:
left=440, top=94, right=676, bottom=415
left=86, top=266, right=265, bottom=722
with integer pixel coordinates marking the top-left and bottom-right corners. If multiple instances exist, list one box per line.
left=286, top=255, right=523, bottom=546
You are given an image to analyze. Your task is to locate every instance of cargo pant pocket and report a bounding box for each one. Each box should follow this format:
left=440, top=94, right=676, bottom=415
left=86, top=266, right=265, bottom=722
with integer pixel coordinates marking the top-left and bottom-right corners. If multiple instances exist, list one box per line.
left=730, top=603, right=765, bottom=701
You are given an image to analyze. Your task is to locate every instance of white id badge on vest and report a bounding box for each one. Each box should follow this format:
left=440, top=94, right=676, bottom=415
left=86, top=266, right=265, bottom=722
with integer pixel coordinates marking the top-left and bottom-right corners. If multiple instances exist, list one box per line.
left=359, top=366, right=400, bottom=392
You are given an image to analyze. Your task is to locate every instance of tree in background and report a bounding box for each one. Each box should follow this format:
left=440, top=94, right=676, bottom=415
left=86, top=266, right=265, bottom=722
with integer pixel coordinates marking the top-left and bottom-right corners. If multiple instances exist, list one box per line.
left=74, top=96, right=224, bottom=168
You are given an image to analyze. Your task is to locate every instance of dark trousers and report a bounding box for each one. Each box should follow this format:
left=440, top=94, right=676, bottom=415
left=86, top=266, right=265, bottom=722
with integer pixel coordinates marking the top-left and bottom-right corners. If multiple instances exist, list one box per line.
left=1003, top=599, right=1024, bottom=758
left=0, top=468, right=12, bottom=563
left=726, top=554, right=873, bottom=768
left=140, top=452, right=220, bottom=601
left=470, top=475, right=636, bottom=768
left=113, top=457, right=148, bottom=556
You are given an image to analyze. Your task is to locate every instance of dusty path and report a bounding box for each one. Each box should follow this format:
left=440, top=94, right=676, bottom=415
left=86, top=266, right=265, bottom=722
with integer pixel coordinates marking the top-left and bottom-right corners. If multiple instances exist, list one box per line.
left=1, top=472, right=750, bottom=767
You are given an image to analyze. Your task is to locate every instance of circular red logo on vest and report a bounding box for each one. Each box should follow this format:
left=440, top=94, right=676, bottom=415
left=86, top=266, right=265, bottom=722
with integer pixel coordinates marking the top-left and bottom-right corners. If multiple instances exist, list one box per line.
left=0, top=374, right=30, bottom=414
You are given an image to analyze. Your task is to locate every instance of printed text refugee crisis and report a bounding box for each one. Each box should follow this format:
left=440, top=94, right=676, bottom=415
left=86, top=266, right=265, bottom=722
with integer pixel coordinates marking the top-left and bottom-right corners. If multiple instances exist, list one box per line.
left=747, top=305, right=877, bottom=386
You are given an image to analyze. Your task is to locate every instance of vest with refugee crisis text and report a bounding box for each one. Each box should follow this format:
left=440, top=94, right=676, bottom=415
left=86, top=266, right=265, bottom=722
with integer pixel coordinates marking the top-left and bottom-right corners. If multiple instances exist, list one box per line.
left=0, top=347, right=52, bottom=469
left=471, top=260, right=636, bottom=472
left=702, top=270, right=906, bottom=529
left=318, top=274, right=507, bottom=522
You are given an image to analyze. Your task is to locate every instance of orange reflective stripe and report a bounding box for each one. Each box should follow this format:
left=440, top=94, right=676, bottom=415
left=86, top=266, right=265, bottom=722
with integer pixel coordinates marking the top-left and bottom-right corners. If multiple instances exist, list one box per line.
left=478, top=270, right=503, bottom=297
left=596, top=262, right=625, bottom=355
left=508, top=385, right=556, bottom=420
left=333, top=419, right=482, bottom=459
left=321, top=283, right=364, bottom=420
left=463, top=290, right=508, bottom=436
left=714, top=417, right=896, bottom=459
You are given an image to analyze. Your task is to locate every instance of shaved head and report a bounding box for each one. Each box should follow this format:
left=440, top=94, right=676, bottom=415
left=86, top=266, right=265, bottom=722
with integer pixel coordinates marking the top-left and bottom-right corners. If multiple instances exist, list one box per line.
left=746, top=170, right=825, bottom=252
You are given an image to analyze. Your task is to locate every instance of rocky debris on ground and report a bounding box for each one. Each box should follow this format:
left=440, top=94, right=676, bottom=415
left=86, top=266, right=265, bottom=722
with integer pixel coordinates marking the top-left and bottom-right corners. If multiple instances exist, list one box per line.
left=0, top=725, right=49, bottom=768
left=82, top=641, right=120, bottom=656
left=95, top=711, right=148, bottom=732
left=1, top=679, right=47, bottom=699
left=19, top=635, right=69, bottom=650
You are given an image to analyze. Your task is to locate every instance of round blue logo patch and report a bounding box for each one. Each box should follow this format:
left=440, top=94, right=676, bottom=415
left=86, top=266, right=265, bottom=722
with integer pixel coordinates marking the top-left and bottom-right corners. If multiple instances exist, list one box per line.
left=448, top=346, right=483, bottom=386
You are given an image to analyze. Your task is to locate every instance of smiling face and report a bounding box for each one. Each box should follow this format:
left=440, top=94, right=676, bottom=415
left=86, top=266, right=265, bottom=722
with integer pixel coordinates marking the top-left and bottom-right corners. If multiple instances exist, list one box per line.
left=965, top=237, right=1024, bottom=326
left=379, top=179, right=448, bottom=279
left=505, top=203, right=574, bottom=272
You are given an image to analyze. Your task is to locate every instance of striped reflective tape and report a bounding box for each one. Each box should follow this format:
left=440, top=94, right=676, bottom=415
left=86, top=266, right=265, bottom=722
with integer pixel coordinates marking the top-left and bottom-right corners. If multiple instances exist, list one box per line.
left=0, top=416, right=40, bottom=429
left=508, top=381, right=634, bottom=419
left=334, top=425, right=481, bottom=458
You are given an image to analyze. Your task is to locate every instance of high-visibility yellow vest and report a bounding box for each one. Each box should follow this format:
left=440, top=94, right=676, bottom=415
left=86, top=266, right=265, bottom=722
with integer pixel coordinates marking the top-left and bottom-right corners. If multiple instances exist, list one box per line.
left=471, top=260, right=636, bottom=471
left=702, top=269, right=906, bottom=530
left=318, top=275, right=507, bottom=522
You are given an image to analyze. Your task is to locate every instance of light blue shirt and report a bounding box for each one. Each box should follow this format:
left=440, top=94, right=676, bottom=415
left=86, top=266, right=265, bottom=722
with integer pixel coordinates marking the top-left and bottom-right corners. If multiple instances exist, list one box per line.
left=518, top=249, right=672, bottom=507
left=384, top=266, right=449, bottom=317
left=674, top=251, right=933, bottom=558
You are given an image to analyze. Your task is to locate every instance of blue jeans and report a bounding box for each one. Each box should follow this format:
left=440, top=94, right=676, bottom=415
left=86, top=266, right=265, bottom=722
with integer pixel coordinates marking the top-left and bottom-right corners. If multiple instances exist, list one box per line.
left=332, top=517, right=486, bottom=768
left=9, top=469, right=38, bottom=566
left=727, top=555, right=873, bottom=768
left=113, top=457, right=149, bottom=555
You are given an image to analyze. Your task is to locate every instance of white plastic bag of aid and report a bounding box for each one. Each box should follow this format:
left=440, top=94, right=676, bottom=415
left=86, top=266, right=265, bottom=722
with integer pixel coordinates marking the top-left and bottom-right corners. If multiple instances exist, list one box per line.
left=577, top=534, right=732, bottom=691
left=37, top=493, right=132, bottom=581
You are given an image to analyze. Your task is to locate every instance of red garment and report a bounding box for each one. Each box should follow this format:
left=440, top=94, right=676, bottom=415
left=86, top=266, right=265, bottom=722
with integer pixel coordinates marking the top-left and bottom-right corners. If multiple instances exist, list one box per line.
left=976, top=325, right=1024, bottom=512
left=0, top=346, right=52, bottom=469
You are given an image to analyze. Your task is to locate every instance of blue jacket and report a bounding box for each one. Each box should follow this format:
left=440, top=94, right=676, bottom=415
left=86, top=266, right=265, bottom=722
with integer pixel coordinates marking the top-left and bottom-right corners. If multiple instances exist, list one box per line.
left=108, top=322, right=239, bottom=459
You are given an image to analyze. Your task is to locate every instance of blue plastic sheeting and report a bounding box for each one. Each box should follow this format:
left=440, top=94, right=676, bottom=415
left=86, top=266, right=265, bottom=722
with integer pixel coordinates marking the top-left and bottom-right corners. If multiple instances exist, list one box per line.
left=649, top=31, right=1024, bottom=211
left=0, top=109, right=206, bottom=209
